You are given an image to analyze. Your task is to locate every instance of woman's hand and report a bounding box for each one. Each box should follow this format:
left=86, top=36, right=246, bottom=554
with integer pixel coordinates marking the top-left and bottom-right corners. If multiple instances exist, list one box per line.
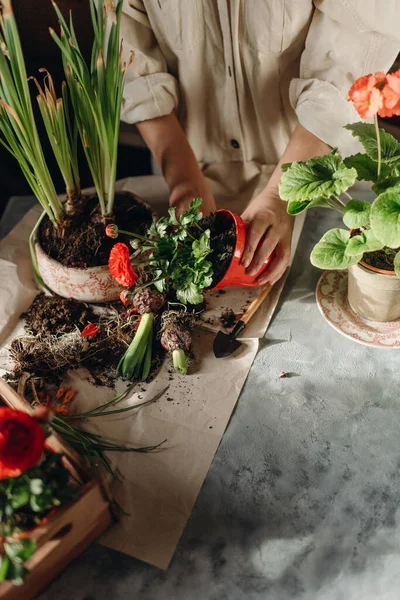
left=170, top=184, right=216, bottom=218
left=241, top=190, right=294, bottom=286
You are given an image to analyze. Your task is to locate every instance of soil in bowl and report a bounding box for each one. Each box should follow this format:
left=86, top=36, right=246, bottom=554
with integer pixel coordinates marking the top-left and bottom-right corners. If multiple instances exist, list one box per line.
left=196, top=212, right=236, bottom=287
left=38, top=192, right=153, bottom=268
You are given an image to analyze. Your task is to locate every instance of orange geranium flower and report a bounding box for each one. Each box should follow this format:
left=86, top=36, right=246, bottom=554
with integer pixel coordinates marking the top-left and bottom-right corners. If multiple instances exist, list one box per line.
left=108, top=243, right=138, bottom=287
left=348, top=71, right=400, bottom=118
left=81, top=323, right=99, bottom=338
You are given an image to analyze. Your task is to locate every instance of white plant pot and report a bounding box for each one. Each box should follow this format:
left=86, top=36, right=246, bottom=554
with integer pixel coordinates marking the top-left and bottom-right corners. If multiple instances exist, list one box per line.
left=35, top=239, right=122, bottom=303
left=348, top=262, right=400, bottom=322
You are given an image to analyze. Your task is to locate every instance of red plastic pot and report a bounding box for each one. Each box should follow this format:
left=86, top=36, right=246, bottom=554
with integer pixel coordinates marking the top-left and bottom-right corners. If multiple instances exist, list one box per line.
left=212, top=209, right=275, bottom=290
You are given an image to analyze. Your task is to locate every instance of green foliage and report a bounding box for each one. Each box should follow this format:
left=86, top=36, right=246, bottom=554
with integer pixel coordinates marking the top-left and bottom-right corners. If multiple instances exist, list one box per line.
left=286, top=197, right=331, bottom=216
left=0, top=539, right=35, bottom=586
left=279, top=154, right=356, bottom=204
left=345, top=123, right=400, bottom=165
left=343, top=153, right=391, bottom=182
left=370, top=188, right=400, bottom=248
left=310, top=229, right=362, bottom=270
left=0, top=451, right=77, bottom=539
left=394, top=251, right=400, bottom=278
left=51, top=0, right=128, bottom=215
left=0, top=450, right=78, bottom=585
left=345, top=229, right=384, bottom=257
left=343, top=200, right=371, bottom=228
left=0, top=2, right=63, bottom=224
left=133, top=199, right=213, bottom=305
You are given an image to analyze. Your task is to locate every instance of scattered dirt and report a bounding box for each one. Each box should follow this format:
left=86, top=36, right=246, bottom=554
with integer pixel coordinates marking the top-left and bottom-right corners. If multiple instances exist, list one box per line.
left=197, top=212, right=236, bottom=287
left=21, top=294, right=95, bottom=336
left=220, top=308, right=236, bottom=329
left=38, top=191, right=153, bottom=268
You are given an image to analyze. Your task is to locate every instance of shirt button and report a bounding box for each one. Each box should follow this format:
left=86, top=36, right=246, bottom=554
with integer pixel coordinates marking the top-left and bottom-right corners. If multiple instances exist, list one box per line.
left=230, top=139, right=240, bottom=149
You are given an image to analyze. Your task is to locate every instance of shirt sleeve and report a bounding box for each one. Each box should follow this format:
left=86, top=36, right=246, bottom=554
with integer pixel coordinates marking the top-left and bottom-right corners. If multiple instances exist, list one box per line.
left=120, top=0, right=179, bottom=124
left=289, top=0, right=400, bottom=156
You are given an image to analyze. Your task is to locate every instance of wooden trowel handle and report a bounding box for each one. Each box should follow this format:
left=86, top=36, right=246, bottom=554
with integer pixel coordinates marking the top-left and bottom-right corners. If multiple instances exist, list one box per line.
left=241, top=284, right=273, bottom=325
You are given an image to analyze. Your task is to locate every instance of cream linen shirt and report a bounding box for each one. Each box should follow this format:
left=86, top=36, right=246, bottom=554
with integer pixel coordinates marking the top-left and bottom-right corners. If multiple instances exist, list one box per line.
left=121, top=1, right=400, bottom=198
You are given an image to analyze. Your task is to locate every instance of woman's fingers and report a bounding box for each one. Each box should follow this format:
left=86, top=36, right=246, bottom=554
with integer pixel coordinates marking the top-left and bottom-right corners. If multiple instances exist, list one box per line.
left=257, top=242, right=291, bottom=286
left=241, top=214, right=272, bottom=269
left=246, top=227, right=280, bottom=276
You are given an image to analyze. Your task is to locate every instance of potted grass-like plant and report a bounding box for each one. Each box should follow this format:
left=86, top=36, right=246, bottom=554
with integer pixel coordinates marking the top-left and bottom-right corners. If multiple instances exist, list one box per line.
left=279, top=70, right=400, bottom=323
left=0, top=0, right=153, bottom=302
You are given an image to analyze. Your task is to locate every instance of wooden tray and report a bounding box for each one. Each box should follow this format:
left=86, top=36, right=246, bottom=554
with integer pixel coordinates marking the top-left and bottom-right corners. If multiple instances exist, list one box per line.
left=0, top=379, right=113, bottom=600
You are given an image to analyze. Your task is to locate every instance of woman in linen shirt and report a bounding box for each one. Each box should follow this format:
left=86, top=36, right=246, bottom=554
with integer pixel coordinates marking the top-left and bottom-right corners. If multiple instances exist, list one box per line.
left=121, top=1, right=400, bottom=285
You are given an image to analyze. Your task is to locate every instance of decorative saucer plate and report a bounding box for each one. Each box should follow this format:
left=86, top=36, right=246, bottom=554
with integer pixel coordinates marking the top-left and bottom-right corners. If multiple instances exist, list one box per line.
left=316, top=270, right=400, bottom=349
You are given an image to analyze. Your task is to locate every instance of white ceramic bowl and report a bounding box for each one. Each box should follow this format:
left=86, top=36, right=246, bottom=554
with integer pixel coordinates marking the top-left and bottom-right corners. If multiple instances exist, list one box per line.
left=35, top=240, right=122, bottom=303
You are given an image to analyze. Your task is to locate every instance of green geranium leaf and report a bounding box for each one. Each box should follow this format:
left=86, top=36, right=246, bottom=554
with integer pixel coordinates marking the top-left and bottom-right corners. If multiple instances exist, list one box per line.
left=287, top=197, right=331, bottom=215
left=4, top=539, right=36, bottom=563
left=370, top=188, right=400, bottom=248
left=345, top=123, right=400, bottom=165
left=346, top=229, right=384, bottom=256
left=310, top=228, right=362, bottom=270
left=372, top=176, right=400, bottom=195
left=394, top=251, right=400, bottom=278
left=343, top=153, right=391, bottom=182
left=279, top=154, right=356, bottom=203
left=343, top=199, right=371, bottom=228
left=167, top=207, right=178, bottom=226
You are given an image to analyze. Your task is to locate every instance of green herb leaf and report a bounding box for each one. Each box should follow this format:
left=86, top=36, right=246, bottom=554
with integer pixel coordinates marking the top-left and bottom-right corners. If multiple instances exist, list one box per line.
left=370, top=188, right=400, bottom=248
left=345, top=123, right=400, bottom=165
left=30, top=479, right=44, bottom=495
left=192, top=230, right=211, bottom=259
left=343, top=199, right=371, bottom=228
left=346, top=229, right=384, bottom=256
left=279, top=154, right=356, bottom=203
left=310, top=228, right=362, bottom=270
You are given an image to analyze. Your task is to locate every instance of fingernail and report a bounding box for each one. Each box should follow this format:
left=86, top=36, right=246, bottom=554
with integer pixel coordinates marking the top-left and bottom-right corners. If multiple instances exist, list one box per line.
left=242, top=258, right=250, bottom=268
left=248, top=267, right=258, bottom=276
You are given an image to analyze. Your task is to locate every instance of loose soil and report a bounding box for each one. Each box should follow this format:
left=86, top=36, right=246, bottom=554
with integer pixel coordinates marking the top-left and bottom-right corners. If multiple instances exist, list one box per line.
left=38, top=191, right=153, bottom=268
left=220, top=308, right=236, bottom=329
left=21, top=294, right=95, bottom=336
left=198, top=212, right=236, bottom=287
left=10, top=294, right=165, bottom=388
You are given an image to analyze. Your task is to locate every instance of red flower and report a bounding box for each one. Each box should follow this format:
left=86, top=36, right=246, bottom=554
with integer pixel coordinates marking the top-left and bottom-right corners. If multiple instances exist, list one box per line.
left=348, top=71, right=400, bottom=118
left=81, top=323, right=99, bottom=338
left=348, top=74, right=383, bottom=118
left=108, top=243, right=138, bottom=287
left=0, top=408, right=45, bottom=479
left=120, top=290, right=132, bottom=306
left=105, top=224, right=119, bottom=239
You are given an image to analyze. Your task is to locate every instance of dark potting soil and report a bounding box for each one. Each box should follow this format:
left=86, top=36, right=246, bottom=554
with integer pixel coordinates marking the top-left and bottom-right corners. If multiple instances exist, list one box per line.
left=38, top=192, right=153, bottom=268
left=197, top=212, right=236, bottom=287
left=21, top=294, right=95, bottom=336
left=362, top=249, right=396, bottom=272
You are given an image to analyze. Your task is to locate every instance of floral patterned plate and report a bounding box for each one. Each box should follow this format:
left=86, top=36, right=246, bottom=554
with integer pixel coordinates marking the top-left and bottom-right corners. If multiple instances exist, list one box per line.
left=316, top=270, right=400, bottom=348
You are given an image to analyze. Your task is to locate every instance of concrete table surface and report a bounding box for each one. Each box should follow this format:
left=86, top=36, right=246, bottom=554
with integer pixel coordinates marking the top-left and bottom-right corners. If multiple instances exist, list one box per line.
left=1, top=192, right=400, bottom=600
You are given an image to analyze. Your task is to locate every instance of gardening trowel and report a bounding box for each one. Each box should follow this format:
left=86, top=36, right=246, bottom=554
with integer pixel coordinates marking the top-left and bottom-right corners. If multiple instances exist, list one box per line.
left=213, top=284, right=273, bottom=358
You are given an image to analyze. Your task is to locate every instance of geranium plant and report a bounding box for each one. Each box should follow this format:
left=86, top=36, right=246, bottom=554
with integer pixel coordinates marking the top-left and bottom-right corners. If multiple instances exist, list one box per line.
left=279, top=70, right=400, bottom=277
left=0, top=407, right=77, bottom=585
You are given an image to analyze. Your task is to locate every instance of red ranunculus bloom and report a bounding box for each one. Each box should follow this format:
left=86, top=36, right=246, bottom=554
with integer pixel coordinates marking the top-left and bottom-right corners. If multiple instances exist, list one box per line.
left=81, top=323, right=99, bottom=338
left=108, top=243, right=138, bottom=287
left=0, top=408, right=46, bottom=479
